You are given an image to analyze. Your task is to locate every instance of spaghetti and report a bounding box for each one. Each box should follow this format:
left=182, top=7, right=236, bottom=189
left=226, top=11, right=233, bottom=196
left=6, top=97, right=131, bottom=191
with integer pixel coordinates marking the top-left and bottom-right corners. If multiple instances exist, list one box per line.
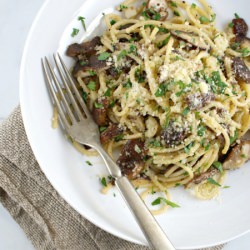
left=66, top=0, right=250, bottom=203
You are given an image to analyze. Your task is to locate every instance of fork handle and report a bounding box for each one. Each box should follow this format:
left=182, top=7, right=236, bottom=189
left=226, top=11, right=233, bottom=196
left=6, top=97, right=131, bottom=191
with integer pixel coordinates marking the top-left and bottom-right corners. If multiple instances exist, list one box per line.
left=115, top=176, right=176, bottom=250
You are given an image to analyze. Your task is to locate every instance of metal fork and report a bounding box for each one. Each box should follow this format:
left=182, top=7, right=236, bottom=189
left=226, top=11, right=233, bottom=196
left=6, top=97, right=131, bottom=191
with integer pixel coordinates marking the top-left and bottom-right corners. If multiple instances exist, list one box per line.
left=42, top=53, right=175, bottom=250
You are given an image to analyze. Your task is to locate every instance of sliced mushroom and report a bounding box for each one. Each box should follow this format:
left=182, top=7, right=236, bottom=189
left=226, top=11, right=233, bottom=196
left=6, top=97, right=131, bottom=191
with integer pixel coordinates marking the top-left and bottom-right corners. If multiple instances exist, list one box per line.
left=117, top=139, right=147, bottom=179
left=161, top=120, right=189, bottom=147
left=100, top=124, right=123, bottom=144
left=186, top=168, right=219, bottom=187
left=223, top=140, right=250, bottom=170
left=92, top=98, right=109, bottom=126
left=232, top=57, right=250, bottom=83
left=171, top=30, right=210, bottom=51
left=146, top=0, right=168, bottom=21
left=72, top=55, right=107, bottom=77
left=66, top=36, right=101, bottom=57
left=186, top=93, right=215, bottom=110
left=232, top=18, right=248, bottom=37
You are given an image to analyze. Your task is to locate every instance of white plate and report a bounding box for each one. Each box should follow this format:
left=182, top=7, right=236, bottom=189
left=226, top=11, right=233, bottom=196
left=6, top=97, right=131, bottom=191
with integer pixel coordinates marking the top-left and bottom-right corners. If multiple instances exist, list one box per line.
left=20, top=0, right=250, bottom=249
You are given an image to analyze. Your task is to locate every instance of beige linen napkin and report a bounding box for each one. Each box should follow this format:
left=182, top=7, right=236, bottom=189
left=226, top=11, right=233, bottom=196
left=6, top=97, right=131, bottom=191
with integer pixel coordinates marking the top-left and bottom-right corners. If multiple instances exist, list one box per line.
left=0, top=106, right=223, bottom=250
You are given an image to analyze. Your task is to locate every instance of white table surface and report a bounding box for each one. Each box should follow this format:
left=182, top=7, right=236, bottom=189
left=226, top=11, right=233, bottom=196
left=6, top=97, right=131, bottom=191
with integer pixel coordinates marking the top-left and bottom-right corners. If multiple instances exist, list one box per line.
left=0, top=0, right=250, bottom=249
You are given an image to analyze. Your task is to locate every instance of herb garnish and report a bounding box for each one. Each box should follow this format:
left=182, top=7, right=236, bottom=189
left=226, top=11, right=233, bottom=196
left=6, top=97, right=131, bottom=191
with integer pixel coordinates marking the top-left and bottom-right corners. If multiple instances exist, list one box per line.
left=213, top=161, right=223, bottom=173
left=94, top=102, right=104, bottom=109
left=104, top=88, right=111, bottom=97
left=149, top=140, right=161, bottom=147
left=114, top=134, right=124, bottom=142
left=184, top=142, right=194, bottom=154
left=151, top=197, right=180, bottom=208
left=87, top=81, right=96, bottom=91
left=157, top=35, right=171, bottom=48
left=170, top=1, right=177, bottom=7
left=197, top=125, right=206, bottom=136
left=99, top=126, right=107, bottom=133
left=182, top=107, right=190, bottom=116
left=118, top=50, right=128, bottom=61
left=71, top=28, right=79, bottom=37
left=100, top=177, right=107, bottom=187
left=123, top=80, right=132, bottom=89
left=207, top=178, right=221, bottom=186
left=110, top=20, right=116, bottom=26
left=82, top=90, right=87, bottom=103
left=155, top=83, right=168, bottom=97
left=173, top=11, right=180, bottom=16
left=86, top=160, right=92, bottom=166
left=98, top=52, right=111, bottom=60
left=234, top=13, right=240, bottom=19
left=119, top=5, right=128, bottom=11
left=78, top=16, right=86, bottom=31
left=230, top=130, right=238, bottom=144
left=88, top=70, right=96, bottom=76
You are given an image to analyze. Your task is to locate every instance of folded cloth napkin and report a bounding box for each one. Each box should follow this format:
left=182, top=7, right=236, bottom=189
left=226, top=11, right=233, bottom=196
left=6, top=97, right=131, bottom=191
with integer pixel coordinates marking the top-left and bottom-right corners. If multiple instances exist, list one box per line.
left=0, top=106, right=223, bottom=250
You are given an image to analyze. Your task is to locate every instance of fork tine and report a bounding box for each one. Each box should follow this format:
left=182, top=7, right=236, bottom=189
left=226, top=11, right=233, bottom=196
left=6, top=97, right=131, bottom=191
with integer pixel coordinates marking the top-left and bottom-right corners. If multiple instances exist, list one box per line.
left=42, top=58, right=70, bottom=130
left=44, top=57, right=77, bottom=124
left=56, top=53, right=92, bottom=118
left=53, top=54, right=86, bottom=121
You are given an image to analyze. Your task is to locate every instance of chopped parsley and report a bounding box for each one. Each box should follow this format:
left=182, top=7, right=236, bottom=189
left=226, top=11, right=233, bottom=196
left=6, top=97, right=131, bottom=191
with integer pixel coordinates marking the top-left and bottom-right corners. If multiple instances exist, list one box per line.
left=230, top=130, right=238, bottom=144
left=234, top=13, right=240, bottom=19
left=71, top=28, right=79, bottom=37
left=157, top=35, right=171, bottom=48
left=155, top=83, right=168, bottom=97
left=135, top=68, right=145, bottom=83
left=158, top=27, right=169, bottom=33
left=104, top=88, right=111, bottom=97
left=123, top=80, right=132, bottom=89
left=170, top=1, right=177, bottom=7
left=173, top=10, right=180, bottom=16
left=200, top=14, right=216, bottom=23
left=82, top=90, right=87, bottom=103
left=86, top=160, right=92, bottom=166
left=100, top=177, right=107, bottom=187
left=200, top=16, right=210, bottom=23
left=119, top=5, right=128, bottom=11
left=99, top=126, right=107, bottom=133
left=118, top=49, right=128, bottom=61
left=88, top=70, right=96, bottom=76
left=94, top=102, right=103, bottom=109
left=78, top=16, right=86, bottom=31
left=87, top=81, right=96, bottom=91
left=184, top=142, right=194, bottom=154
left=114, top=134, right=124, bottom=142
left=151, top=197, right=180, bottom=208
left=79, top=60, right=87, bottom=66
left=191, top=3, right=196, bottom=8
left=207, top=178, right=221, bottom=187
left=197, top=125, right=206, bottom=136
left=228, top=22, right=234, bottom=28
left=129, top=44, right=137, bottom=54
left=213, top=161, right=223, bottom=173
left=98, top=52, right=111, bottom=60
left=200, top=138, right=210, bottom=151
left=109, top=99, right=116, bottom=108
left=182, top=107, right=190, bottom=116
left=110, top=19, right=116, bottom=26
left=240, top=47, right=250, bottom=57
left=149, top=140, right=161, bottom=147
left=142, top=9, right=161, bottom=20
